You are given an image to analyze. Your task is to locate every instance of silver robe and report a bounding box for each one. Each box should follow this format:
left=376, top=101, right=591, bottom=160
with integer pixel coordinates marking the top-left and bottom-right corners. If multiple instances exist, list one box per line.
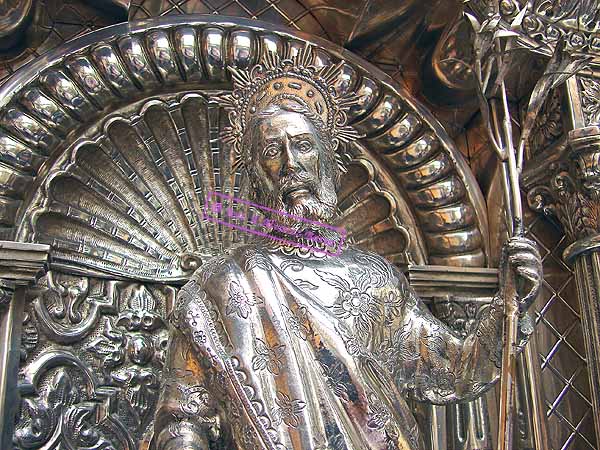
left=153, top=242, right=520, bottom=450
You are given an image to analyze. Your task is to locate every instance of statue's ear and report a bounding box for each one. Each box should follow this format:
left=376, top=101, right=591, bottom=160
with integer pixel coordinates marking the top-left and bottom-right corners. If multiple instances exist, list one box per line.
left=331, top=137, right=340, bottom=153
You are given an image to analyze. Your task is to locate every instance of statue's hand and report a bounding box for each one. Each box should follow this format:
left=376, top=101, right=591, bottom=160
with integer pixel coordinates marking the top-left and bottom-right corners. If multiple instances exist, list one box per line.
left=499, top=236, right=543, bottom=314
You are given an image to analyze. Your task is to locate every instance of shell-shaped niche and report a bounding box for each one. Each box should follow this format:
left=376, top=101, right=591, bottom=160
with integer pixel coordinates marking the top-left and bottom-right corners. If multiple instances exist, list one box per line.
left=23, top=94, right=418, bottom=282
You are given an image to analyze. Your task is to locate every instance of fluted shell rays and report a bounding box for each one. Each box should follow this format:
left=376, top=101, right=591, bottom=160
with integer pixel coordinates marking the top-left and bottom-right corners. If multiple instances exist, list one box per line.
left=22, top=94, right=412, bottom=281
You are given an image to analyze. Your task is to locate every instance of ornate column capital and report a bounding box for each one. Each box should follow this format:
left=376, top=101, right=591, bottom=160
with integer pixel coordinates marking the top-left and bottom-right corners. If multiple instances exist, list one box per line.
left=524, top=126, right=600, bottom=262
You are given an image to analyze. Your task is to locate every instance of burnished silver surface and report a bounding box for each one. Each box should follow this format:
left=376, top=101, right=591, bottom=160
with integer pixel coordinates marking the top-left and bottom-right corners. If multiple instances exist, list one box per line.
left=0, top=284, right=24, bottom=449
left=83, top=0, right=129, bottom=18
left=0, top=3, right=596, bottom=450
left=0, top=14, right=500, bottom=450
left=153, top=49, right=542, bottom=450
left=0, top=241, right=48, bottom=283
left=0, top=0, right=32, bottom=49
left=0, top=16, right=489, bottom=277
left=524, top=119, right=600, bottom=445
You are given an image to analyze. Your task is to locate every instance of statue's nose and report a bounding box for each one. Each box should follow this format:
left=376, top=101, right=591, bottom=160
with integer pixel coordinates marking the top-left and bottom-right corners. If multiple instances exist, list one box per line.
left=281, top=138, right=300, bottom=175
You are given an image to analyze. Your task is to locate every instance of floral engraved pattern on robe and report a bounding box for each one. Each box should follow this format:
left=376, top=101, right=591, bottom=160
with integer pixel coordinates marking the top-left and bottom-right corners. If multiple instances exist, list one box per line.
left=226, top=280, right=262, bottom=319
left=273, top=391, right=307, bottom=428
left=156, top=245, right=523, bottom=450
left=315, top=267, right=382, bottom=343
left=252, top=338, right=286, bottom=375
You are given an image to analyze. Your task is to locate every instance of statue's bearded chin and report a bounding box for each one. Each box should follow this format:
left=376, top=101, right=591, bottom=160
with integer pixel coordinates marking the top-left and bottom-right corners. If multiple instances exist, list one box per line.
left=254, top=171, right=338, bottom=231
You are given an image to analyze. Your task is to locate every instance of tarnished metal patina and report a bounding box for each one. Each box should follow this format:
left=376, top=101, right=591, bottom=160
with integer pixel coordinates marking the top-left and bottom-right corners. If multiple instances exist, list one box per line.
left=0, top=2, right=598, bottom=449
left=152, top=48, right=542, bottom=450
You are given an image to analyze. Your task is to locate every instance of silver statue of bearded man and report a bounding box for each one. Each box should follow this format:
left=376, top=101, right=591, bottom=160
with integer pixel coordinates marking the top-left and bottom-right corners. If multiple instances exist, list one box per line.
left=152, top=47, right=542, bottom=450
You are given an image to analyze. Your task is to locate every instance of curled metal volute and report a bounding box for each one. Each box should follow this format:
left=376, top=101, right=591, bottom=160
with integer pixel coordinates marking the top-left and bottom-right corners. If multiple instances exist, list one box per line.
left=422, top=14, right=477, bottom=106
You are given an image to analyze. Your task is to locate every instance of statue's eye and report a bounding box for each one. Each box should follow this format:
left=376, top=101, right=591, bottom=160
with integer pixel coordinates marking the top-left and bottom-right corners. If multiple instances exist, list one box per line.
left=264, top=144, right=280, bottom=158
left=297, top=140, right=313, bottom=153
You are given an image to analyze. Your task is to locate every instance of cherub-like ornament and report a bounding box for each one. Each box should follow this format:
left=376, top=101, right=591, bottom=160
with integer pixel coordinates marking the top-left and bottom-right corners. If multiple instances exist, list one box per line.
left=152, top=46, right=542, bottom=450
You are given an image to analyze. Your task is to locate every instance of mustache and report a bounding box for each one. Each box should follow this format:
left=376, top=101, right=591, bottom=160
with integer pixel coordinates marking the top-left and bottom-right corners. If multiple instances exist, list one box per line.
left=279, top=172, right=318, bottom=194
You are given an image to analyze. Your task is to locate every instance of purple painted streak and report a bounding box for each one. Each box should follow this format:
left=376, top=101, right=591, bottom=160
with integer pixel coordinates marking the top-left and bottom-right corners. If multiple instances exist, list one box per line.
left=203, top=191, right=346, bottom=256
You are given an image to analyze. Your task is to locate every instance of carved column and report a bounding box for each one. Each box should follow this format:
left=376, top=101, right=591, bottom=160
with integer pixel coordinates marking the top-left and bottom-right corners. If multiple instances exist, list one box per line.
left=0, top=241, right=49, bottom=449
left=525, top=123, right=600, bottom=443
left=559, top=127, right=600, bottom=443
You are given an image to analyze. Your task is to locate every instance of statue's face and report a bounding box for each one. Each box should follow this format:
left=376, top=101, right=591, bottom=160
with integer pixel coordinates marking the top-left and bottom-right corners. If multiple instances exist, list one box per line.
left=256, top=110, right=322, bottom=205
left=249, top=109, right=337, bottom=224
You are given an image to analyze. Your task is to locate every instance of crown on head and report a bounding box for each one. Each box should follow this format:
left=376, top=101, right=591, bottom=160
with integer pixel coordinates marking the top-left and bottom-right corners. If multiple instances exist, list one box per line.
left=220, top=44, right=360, bottom=171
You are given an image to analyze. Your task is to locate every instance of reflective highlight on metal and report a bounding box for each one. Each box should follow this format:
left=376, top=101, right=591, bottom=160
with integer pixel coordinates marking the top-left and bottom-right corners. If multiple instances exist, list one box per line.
left=0, top=3, right=596, bottom=450
left=0, top=17, right=488, bottom=275
left=150, top=44, right=541, bottom=450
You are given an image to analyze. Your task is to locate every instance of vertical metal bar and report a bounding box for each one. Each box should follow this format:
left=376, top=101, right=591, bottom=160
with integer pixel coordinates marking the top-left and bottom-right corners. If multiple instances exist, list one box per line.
left=429, top=405, right=448, bottom=450
left=571, top=252, right=600, bottom=443
left=522, top=336, right=550, bottom=450
left=515, top=334, right=550, bottom=450
left=0, top=286, right=25, bottom=449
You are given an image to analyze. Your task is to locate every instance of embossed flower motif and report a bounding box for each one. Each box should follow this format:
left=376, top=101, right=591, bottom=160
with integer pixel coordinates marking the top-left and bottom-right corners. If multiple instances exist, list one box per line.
left=117, top=287, right=165, bottom=331
left=338, top=288, right=372, bottom=317
left=252, top=338, right=286, bottom=375
left=272, top=391, right=306, bottom=428
left=476, top=304, right=503, bottom=368
left=526, top=88, right=563, bottom=156
left=581, top=78, right=600, bottom=125
left=417, top=367, right=457, bottom=398
left=318, top=359, right=352, bottom=402
left=374, top=326, right=419, bottom=375
left=178, top=385, right=212, bottom=417
left=336, top=322, right=367, bottom=357
left=383, top=290, right=406, bottom=325
left=430, top=367, right=457, bottom=398
left=283, top=305, right=311, bottom=340
left=226, top=281, right=261, bottom=319
left=392, top=327, right=419, bottom=363
left=316, top=267, right=382, bottom=341
left=193, top=329, right=207, bottom=344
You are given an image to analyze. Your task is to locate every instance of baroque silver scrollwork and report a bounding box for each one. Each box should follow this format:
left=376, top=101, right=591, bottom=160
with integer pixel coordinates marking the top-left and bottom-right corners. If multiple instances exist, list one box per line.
left=525, top=127, right=600, bottom=245
left=15, top=272, right=173, bottom=448
left=32, top=272, right=119, bottom=343
left=0, top=16, right=489, bottom=271
left=580, top=77, right=600, bottom=126
left=0, top=12, right=550, bottom=450
left=470, top=0, right=600, bottom=56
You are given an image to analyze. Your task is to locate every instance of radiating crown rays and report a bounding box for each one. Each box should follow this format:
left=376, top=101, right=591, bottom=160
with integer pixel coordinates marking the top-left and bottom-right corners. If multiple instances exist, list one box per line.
left=220, top=43, right=361, bottom=173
